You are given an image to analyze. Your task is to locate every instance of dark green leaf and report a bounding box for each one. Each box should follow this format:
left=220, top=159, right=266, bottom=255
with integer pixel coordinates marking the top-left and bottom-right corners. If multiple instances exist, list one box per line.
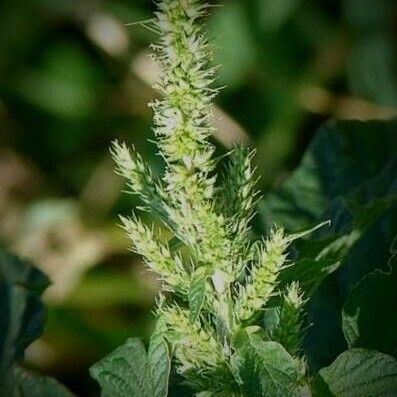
left=0, top=251, right=49, bottom=381
left=9, top=366, right=75, bottom=397
left=260, top=119, right=397, bottom=231
left=260, top=119, right=397, bottom=371
left=311, top=373, right=334, bottom=397
left=342, top=261, right=397, bottom=356
left=281, top=196, right=395, bottom=296
left=232, top=333, right=298, bottom=397
left=314, top=349, right=397, bottom=397
left=280, top=258, right=340, bottom=296
left=0, top=250, right=74, bottom=396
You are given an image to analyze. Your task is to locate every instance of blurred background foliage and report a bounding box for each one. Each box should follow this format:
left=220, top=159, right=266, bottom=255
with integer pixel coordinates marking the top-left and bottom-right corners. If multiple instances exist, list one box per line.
left=0, top=0, right=396, bottom=395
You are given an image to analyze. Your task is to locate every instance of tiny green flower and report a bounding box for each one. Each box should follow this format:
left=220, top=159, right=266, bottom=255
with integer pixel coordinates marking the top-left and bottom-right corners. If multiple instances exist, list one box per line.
left=235, top=227, right=290, bottom=323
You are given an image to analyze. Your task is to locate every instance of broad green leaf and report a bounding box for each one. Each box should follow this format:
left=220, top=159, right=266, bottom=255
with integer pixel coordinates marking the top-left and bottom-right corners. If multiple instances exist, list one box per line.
left=91, top=335, right=170, bottom=397
left=281, top=196, right=396, bottom=296
left=0, top=250, right=75, bottom=396
left=148, top=333, right=170, bottom=397
left=260, top=119, right=397, bottom=231
left=9, top=366, right=75, bottom=397
left=0, top=250, right=49, bottom=376
left=232, top=333, right=298, bottom=397
left=0, top=250, right=49, bottom=392
left=342, top=260, right=397, bottom=356
left=304, top=201, right=397, bottom=371
left=188, top=276, right=206, bottom=322
left=313, top=349, right=397, bottom=397
left=90, top=338, right=151, bottom=397
left=260, top=119, right=397, bottom=371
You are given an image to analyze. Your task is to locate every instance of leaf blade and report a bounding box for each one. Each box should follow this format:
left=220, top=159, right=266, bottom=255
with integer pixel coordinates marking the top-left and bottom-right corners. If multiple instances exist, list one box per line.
left=314, top=349, right=397, bottom=397
left=188, top=276, right=206, bottom=323
left=90, top=338, right=151, bottom=397
left=148, top=333, right=170, bottom=397
left=232, top=332, right=298, bottom=397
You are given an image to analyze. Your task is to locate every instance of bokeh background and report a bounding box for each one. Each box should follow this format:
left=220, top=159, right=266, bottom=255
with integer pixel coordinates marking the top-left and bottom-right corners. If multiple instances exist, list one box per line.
left=1, top=0, right=397, bottom=395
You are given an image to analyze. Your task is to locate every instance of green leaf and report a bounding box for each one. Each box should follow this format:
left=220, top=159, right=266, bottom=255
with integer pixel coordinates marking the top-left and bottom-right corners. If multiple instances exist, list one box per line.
left=281, top=196, right=395, bottom=296
left=311, top=374, right=334, bottom=397
left=0, top=250, right=49, bottom=376
left=260, top=119, right=397, bottom=371
left=232, top=333, right=298, bottom=397
left=0, top=250, right=49, bottom=387
left=90, top=338, right=151, bottom=397
left=188, top=275, right=206, bottom=322
left=342, top=261, right=397, bottom=356
left=0, top=250, right=75, bottom=396
left=9, top=366, right=75, bottom=397
left=280, top=258, right=340, bottom=296
left=288, top=220, right=331, bottom=241
left=148, top=333, right=170, bottom=397
left=260, top=119, right=397, bottom=231
left=313, top=349, right=397, bottom=397
left=91, top=335, right=170, bottom=397
left=303, top=200, right=397, bottom=371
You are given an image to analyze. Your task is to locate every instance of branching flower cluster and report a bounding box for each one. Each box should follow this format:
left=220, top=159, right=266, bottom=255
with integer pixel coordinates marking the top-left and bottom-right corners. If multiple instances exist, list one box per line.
left=112, top=0, right=306, bottom=395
